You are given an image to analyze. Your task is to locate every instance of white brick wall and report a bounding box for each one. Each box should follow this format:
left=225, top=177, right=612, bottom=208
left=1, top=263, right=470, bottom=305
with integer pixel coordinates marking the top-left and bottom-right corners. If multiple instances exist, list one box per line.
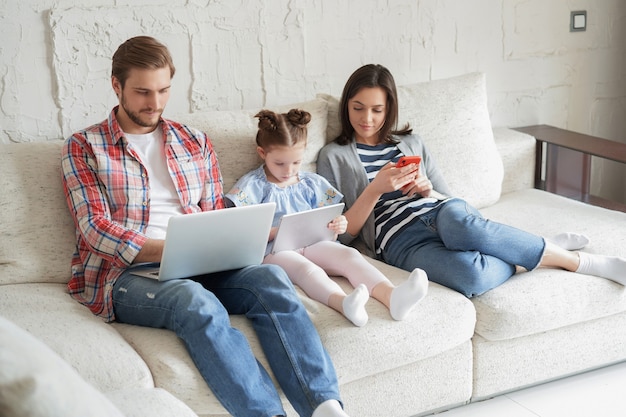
left=1, top=0, right=625, bottom=201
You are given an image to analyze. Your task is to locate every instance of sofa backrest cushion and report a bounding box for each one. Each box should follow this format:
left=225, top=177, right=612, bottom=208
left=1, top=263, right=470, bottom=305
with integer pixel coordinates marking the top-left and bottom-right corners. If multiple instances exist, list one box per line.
left=321, top=72, right=504, bottom=209
left=0, top=142, right=75, bottom=285
left=174, top=98, right=328, bottom=191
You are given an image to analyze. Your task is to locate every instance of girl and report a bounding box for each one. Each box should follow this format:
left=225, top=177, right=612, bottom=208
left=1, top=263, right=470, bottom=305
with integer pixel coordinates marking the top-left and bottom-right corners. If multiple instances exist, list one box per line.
left=317, top=63, right=626, bottom=297
left=226, top=109, right=428, bottom=327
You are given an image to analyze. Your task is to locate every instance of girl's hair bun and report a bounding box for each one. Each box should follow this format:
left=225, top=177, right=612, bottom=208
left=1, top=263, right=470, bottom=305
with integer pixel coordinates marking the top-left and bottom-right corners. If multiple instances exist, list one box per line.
left=286, top=109, right=311, bottom=127
left=255, top=109, right=279, bottom=131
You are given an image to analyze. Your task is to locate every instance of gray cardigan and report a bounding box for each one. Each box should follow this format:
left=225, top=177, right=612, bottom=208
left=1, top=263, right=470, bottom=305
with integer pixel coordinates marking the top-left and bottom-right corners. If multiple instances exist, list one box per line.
left=317, top=134, right=452, bottom=258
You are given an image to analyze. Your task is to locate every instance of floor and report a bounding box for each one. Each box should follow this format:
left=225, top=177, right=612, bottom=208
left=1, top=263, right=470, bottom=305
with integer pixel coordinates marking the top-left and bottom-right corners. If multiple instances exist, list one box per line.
left=432, top=361, right=626, bottom=417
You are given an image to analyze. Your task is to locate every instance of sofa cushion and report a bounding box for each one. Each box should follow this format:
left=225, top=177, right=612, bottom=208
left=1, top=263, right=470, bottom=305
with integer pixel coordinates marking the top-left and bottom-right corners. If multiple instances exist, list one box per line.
left=0, top=283, right=154, bottom=392
left=0, top=315, right=125, bottom=417
left=476, top=189, right=626, bottom=340
left=321, top=72, right=504, bottom=209
left=0, top=142, right=75, bottom=285
left=492, top=127, right=536, bottom=194
left=173, top=98, right=328, bottom=191
left=106, top=388, right=198, bottom=417
left=472, top=311, right=626, bottom=399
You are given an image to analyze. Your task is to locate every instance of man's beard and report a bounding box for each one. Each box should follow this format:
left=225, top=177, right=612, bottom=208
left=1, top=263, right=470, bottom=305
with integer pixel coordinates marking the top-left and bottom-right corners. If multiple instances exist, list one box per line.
left=120, top=94, right=162, bottom=129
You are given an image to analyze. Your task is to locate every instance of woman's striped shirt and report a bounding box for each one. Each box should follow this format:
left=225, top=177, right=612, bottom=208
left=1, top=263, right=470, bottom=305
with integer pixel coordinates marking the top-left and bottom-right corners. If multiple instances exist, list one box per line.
left=356, top=142, right=445, bottom=254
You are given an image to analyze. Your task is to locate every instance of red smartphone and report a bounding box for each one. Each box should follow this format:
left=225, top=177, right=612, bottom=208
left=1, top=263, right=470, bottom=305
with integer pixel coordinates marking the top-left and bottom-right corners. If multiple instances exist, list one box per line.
left=396, top=155, right=422, bottom=167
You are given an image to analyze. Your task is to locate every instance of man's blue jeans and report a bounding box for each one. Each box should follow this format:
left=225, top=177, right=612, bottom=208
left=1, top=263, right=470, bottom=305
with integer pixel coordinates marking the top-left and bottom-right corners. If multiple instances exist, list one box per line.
left=382, top=198, right=545, bottom=297
left=113, top=264, right=341, bottom=417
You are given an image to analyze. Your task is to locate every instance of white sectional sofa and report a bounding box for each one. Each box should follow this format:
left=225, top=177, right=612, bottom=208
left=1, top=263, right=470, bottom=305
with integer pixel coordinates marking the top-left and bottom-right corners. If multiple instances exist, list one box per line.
left=1, top=72, right=625, bottom=417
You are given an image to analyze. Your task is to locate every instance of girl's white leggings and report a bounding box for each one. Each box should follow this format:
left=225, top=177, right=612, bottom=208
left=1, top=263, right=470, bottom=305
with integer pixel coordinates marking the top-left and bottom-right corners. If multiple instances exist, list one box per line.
left=263, top=240, right=389, bottom=305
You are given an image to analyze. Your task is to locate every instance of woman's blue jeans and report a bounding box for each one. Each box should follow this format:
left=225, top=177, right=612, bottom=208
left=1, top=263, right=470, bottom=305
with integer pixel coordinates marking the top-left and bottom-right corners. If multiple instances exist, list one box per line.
left=382, top=198, right=545, bottom=297
left=113, top=264, right=341, bottom=417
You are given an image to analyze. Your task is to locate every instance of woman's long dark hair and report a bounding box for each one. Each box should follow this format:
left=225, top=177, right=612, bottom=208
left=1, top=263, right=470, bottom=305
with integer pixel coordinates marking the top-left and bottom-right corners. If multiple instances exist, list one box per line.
left=335, top=64, right=411, bottom=145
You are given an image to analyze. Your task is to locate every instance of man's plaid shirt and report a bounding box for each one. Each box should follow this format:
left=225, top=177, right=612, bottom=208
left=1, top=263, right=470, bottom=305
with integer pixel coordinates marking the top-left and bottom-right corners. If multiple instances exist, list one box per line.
left=61, top=107, right=224, bottom=321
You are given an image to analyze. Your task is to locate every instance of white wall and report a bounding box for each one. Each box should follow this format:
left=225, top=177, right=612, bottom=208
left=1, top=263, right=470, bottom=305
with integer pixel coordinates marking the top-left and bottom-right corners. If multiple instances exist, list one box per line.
left=1, top=0, right=625, bottom=201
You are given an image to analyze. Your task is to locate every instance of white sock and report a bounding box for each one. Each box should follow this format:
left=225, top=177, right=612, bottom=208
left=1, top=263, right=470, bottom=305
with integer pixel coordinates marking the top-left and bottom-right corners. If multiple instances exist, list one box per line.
left=311, top=399, right=350, bottom=417
left=576, top=252, right=626, bottom=286
left=342, top=284, right=369, bottom=327
left=550, top=232, right=590, bottom=250
left=389, top=268, right=429, bottom=321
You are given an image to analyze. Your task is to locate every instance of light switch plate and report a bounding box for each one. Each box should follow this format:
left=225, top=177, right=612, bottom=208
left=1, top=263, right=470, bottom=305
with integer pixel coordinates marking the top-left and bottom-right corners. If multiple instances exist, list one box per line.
left=570, top=10, right=587, bottom=32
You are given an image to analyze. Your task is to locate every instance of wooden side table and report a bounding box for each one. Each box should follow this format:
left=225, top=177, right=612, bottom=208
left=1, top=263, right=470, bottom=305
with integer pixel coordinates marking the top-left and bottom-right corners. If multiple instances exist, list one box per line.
left=513, top=124, right=626, bottom=213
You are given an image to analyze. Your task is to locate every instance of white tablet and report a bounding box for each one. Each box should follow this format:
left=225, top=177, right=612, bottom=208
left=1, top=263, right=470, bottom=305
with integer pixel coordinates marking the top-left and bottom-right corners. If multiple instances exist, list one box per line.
left=271, top=203, right=345, bottom=254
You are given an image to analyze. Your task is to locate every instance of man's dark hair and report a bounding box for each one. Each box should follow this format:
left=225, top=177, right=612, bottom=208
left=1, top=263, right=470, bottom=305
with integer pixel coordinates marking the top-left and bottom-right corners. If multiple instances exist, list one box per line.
left=111, top=36, right=176, bottom=88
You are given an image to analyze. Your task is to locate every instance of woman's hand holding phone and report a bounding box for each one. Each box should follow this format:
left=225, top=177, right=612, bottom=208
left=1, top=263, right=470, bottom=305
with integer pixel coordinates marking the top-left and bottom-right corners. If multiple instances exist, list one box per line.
left=396, top=155, right=434, bottom=197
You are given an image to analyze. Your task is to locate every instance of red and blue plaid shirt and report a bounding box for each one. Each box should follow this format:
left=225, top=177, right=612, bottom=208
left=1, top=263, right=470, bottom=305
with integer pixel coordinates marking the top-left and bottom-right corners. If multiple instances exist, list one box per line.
left=61, top=107, right=224, bottom=321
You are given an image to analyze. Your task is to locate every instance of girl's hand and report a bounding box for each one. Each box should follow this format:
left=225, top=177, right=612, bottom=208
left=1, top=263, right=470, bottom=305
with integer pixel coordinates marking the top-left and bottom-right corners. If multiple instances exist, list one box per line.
left=268, top=226, right=278, bottom=242
left=328, top=215, right=348, bottom=237
left=369, top=162, right=419, bottom=195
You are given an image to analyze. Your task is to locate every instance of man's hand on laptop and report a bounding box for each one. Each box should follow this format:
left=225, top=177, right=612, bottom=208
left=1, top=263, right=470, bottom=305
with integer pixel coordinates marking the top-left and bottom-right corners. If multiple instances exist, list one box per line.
left=133, top=239, right=165, bottom=264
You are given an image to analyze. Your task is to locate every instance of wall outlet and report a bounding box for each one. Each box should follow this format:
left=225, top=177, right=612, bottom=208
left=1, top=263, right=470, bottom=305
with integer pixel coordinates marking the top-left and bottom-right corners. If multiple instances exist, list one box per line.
left=570, top=10, right=587, bottom=32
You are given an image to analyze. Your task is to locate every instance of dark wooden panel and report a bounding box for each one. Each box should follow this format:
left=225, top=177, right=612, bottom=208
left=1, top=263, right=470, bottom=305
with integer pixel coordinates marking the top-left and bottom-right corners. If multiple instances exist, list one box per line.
left=513, top=125, right=626, bottom=213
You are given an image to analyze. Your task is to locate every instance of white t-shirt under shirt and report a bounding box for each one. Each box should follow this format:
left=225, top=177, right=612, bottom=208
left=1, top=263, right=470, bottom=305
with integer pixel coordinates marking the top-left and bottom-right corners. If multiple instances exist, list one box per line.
left=125, top=129, right=184, bottom=239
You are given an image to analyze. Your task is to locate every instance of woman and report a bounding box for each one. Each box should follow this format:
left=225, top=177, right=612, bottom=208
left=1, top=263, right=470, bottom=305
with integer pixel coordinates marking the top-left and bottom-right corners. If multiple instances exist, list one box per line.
left=317, top=63, right=626, bottom=297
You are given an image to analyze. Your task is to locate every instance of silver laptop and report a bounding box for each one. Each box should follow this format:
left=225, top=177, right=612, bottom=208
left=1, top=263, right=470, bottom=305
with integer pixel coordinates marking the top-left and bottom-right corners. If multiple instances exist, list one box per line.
left=131, top=202, right=276, bottom=281
left=271, top=203, right=345, bottom=254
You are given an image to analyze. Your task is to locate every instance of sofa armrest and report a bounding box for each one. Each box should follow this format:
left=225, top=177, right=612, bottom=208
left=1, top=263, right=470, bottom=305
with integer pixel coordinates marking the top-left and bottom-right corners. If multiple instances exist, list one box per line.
left=492, top=127, right=536, bottom=195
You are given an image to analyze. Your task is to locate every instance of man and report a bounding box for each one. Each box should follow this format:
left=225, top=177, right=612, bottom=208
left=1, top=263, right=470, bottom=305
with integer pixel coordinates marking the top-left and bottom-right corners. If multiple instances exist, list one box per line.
left=61, top=35, right=349, bottom=417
